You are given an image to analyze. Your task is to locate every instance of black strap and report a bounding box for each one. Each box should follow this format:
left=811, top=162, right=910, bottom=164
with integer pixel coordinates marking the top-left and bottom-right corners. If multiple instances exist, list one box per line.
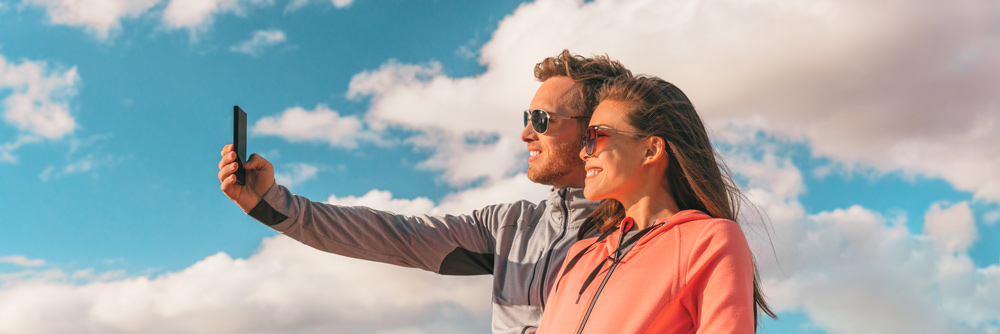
left=575, top=221, right=665, bottom=334
left=574, top=222, right=661, bottom=302
left=553, top=226, right=618, bottom=293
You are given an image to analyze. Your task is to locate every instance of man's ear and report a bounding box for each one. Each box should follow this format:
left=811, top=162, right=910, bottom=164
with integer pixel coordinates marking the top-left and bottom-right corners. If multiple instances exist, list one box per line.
left=642, top=136, right=668, bottom=166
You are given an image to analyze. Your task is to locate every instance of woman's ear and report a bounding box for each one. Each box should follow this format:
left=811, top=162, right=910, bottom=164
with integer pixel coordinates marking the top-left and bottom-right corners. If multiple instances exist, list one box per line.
left=642, top=136, right=668, bottom=167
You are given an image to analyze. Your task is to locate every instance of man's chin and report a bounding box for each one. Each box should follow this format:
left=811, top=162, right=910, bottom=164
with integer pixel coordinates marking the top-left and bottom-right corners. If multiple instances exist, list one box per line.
left=527, top=167, right=566, bottom=186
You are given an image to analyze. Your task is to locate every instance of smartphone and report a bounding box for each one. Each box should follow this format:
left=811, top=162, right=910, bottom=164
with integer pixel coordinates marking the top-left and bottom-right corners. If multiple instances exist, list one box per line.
left=233, top=105, right=247, bottom=185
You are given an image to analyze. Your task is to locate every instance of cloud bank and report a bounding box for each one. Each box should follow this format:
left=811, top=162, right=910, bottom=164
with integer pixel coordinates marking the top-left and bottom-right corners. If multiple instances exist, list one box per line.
left=3, top=132, right=996, bottom=333
left=0, top=236, right=491, bottom=334
left=329, top=0, right=1000, bottom=202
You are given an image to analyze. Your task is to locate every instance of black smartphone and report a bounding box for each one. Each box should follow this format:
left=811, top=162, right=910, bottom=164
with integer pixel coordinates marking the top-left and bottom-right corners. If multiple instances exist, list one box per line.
left=233, top=105, right=247, bottom=185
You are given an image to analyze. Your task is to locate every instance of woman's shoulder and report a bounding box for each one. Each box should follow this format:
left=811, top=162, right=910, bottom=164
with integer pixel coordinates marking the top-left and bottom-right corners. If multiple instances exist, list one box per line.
left=674, top=216, right=749, bottom=253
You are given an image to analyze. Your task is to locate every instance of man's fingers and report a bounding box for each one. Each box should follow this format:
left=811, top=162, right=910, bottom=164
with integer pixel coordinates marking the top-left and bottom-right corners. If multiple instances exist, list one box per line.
left=244, top=153, right=263, bottom=169
left=220, top=173, right=237, bottom=196
left=218, top=152, right=235, bottom=170
left=220, top=144, right=233, bottom=157
left=218, top=162, right=236, bottom=182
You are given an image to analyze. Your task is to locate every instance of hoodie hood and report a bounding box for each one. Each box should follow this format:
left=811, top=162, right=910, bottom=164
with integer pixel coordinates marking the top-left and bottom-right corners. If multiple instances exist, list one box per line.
left=603, top=209, right=713, bottom=255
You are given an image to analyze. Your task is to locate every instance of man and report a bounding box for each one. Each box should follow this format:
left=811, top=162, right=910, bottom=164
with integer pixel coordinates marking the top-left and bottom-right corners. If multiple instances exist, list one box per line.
left=218, top=50, right=630, bottom=334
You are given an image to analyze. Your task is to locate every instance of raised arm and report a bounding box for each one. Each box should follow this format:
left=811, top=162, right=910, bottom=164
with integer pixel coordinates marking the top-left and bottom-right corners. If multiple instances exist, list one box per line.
left=218, top=145, right=531, bottom=274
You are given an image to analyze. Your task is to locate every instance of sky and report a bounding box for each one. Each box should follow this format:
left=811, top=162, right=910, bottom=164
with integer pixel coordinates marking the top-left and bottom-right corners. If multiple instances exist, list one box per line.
left=1, top=0, right=998, bottom=333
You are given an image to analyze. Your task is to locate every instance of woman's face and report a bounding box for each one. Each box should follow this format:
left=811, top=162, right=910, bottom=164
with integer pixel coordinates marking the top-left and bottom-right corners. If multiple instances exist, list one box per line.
left=579, top=100, right=647, bottom=201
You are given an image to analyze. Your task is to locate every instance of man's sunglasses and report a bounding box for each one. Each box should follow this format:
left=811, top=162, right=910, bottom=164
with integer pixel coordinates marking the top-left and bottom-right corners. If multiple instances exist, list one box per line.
left=523, top=109, right=589, bottom=134
left=584, top=125, right=643, bottom=156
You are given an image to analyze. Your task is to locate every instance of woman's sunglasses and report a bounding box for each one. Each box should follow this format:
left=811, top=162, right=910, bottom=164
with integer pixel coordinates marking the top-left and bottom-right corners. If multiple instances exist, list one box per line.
left=523, top=109, right=589, bottom=134
left=585, top=125, right=643, bottom=156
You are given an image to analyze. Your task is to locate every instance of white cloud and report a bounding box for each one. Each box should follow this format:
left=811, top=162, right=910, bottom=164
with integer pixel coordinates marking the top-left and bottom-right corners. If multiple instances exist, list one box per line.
left=346, top=60, right=530, bottom=185
left=252, top=104, right=376, bottom=148
left=39, top=153, right=117, bottom=181
left=434, top=173, right=550, bottom=214
left=0, top=54, right=79, bottom=140
left=0, top=135, right=42, bottom=164
left=230, top=29, right=287, bottom=56
left=162, top=0, right=273, bottom=31
left=326, top=173, right=549, bottom=217
left=345, top=0, right=1000, bottom=202
left=22, top=0, right=161, bottom=39
left=924, top=201, right=978, bottom=253
left=716, top=134, right=1000, bottom=334
left=344, top=58, right=535, bottom=185
left=0, top=54, right=80, bottom=163
left=327, top=189, right=437, bottom=216
left=285, top=0, right=352, bottom=13
left=0, top=236, right=491, bottom=334
left=273, top=162, right=319, bottom=189
left=0, top=255, right=45, bottom=267
left=984, top=210, right=1000, bottom=227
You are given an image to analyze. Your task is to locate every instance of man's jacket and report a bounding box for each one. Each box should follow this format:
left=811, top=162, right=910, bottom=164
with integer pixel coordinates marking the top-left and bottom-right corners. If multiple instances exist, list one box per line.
left=247, top=183, right=599, bottom=334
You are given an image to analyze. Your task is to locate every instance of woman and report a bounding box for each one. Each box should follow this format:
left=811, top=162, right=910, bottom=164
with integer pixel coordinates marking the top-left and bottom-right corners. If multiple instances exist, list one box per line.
left=536, top=75, right=775, bottom=333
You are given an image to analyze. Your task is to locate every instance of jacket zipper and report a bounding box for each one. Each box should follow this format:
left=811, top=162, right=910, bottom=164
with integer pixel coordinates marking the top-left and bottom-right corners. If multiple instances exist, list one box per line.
left=538, top=188, right=570, bottom=308
left=525, top=249, right=543, bottom=306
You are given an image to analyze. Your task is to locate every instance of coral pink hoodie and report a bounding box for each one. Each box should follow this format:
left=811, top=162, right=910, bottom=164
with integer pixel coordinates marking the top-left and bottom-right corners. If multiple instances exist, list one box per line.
left=537, top=210, right=755, bottom=334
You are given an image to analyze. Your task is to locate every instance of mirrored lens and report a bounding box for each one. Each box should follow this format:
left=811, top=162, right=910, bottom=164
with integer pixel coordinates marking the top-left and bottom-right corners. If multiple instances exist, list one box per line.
left=530, top=109, right=548, bottom=134
left=586, top=126, right=597, bottom=156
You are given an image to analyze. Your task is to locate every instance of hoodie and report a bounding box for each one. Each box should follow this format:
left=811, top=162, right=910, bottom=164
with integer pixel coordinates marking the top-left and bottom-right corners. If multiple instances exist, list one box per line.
left=536, top=210, right=755, bottom=334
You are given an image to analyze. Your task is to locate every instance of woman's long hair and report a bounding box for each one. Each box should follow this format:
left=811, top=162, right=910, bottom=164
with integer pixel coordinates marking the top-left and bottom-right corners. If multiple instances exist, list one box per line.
left=578, top=75, right=777, bottom=327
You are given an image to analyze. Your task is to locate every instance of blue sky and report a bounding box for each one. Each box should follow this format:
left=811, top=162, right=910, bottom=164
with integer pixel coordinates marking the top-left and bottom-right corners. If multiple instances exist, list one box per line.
left=1, top=0, right=999, bottom=333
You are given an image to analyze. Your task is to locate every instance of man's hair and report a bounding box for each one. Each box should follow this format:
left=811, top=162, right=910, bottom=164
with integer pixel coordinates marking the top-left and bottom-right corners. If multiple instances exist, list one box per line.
left=533, top=50, right=632, bottom=119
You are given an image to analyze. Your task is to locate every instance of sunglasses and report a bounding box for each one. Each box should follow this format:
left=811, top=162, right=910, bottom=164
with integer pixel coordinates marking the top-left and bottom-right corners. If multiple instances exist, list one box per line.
left=584, top=125, right=643, bottom=156
left=523, top=109, right=590, bottom=134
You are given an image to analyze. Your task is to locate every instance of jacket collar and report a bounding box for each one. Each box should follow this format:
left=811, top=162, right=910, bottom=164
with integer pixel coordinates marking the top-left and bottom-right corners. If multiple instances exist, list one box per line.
left=548, top=187, right=599, bottom=230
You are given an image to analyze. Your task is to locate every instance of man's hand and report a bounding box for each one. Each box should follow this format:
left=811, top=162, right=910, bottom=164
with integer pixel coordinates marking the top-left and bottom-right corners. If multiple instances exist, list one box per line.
left=218, top=144, right=275, bottom=212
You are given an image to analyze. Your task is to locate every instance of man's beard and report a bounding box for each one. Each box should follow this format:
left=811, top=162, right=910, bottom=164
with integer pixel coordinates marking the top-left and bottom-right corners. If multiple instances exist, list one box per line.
left=527, top=140, right=584, bottom=186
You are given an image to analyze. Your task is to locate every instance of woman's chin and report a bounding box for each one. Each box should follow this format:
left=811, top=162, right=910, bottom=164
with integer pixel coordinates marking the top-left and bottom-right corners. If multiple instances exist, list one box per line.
left=583, top=187, right=608, bottom=202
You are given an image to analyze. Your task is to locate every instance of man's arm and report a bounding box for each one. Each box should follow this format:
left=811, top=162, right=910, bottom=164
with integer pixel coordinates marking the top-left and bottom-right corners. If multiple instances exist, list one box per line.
left=219, top=145, right=524, bottom=274
left=251, top=183, right=519, bottom=274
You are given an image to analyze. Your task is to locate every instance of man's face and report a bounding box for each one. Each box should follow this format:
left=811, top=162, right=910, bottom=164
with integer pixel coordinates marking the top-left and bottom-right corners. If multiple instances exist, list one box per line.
left=521, top=76, right=588, bottom=188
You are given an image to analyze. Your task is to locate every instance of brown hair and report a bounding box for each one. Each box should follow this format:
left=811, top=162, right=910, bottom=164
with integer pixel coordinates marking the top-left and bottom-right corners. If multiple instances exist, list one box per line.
left=534, top=50, right=632, bottom=120
left=579, top=75, right=777, bottom=327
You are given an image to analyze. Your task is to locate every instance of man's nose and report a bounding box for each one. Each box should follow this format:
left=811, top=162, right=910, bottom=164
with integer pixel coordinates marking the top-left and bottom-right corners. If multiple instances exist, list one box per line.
left=520, top=123, right=537, bottom=142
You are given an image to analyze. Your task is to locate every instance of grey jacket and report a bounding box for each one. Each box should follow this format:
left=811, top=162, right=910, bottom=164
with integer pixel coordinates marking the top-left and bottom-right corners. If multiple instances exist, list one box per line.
left=247, top=183, right=599, bottom=334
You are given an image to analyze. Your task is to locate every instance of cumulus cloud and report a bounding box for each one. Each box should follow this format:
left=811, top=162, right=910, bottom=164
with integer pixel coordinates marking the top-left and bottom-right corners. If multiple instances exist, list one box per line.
left=162, top=0, right=273, bottom=31
left=717, top=132, right=1000, bottom=334
left=274, top=162, right=319, bottom=189
left=0, top=55, right=79, bottom=140
left=285, top=0, right=352, bottom=13
left=345, top=58, right=535, bottom=185
left=346, top=0, right=1000, bottom=201
left=327, top=189, right=437, bottom=216
left=0, top=54, right=80, bottom=163
left=0, top=255, right=45, bottom=267
left=326, top=173, right=550, bottom=216
left=22, top=0, right=161, bottom=39
left=0, top=236, right=491, bottom=334
left=252, top=104, right=377, bottom=148
left=230, top=29, right=287, bottom=56
left=924, top=201, right=978, bottom=253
